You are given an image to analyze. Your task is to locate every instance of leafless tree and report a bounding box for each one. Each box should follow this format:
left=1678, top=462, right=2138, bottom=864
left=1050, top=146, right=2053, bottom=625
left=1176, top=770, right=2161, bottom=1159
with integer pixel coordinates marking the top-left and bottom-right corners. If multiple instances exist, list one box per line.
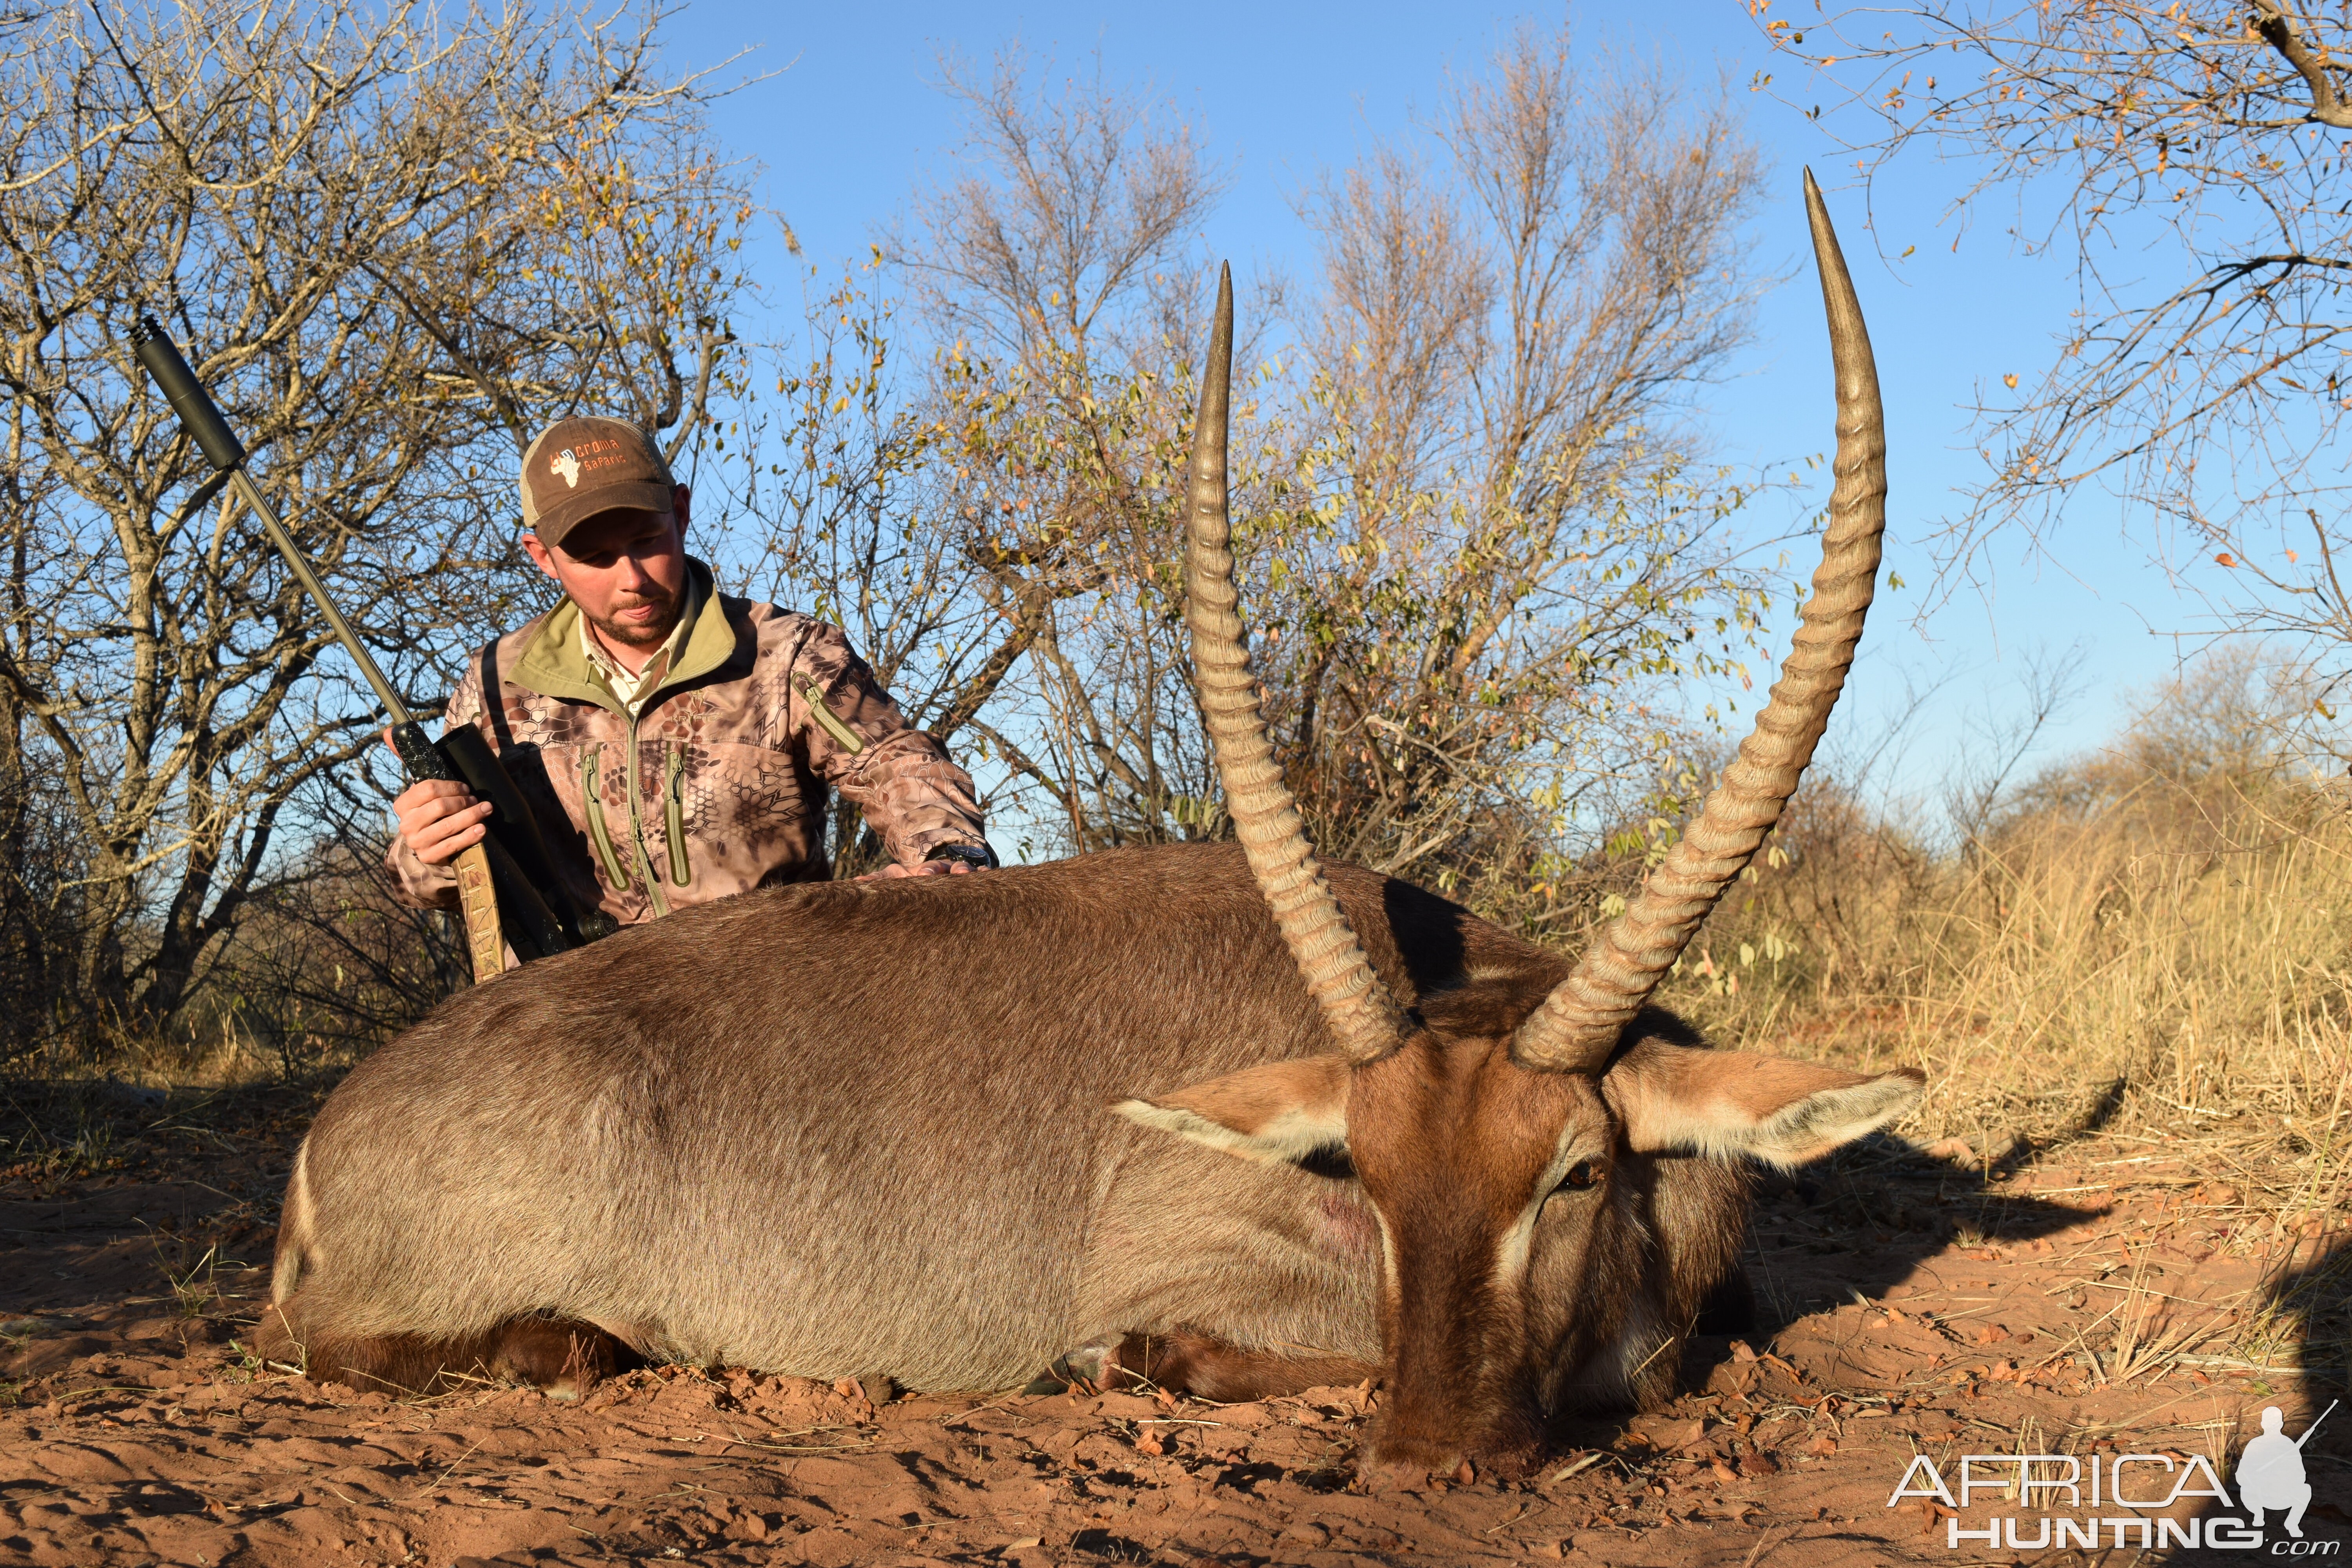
left=0, top=0, right=750, bottom=1047
left=1274, top=25, right=1779, bottom=916
left=709, top=267, right=1049, bottom=873
left=889, top=46, right=1227, bottom=374
left=862, top=46, right=1236, bottom=860
left=1756, top=1, right=2352, bottom=691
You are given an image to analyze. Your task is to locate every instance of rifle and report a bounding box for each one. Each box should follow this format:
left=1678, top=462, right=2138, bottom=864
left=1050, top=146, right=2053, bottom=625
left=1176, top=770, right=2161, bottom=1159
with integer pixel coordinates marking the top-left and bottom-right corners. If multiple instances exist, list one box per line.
left=129, top=314, right=608, bottom=980
left=2296, top=1399, right=2337, bottom=1448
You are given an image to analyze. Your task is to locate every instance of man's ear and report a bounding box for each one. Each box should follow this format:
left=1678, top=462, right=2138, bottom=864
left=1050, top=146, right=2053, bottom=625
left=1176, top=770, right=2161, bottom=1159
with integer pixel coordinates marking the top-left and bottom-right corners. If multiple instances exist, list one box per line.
left=1601, top=1040, right=1925, bottom=1169
left=520, top=529, right=558, bottom=581
left=1115, top=1056, right=1351, bottom=1167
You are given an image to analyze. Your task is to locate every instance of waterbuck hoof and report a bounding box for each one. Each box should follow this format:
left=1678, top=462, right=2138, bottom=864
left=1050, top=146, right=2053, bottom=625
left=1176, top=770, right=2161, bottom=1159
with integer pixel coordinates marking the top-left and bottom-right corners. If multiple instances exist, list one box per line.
left=1022, top=1354, right=1077, bottom=1396
left=1030, top=1340, right=1130, bottom=1396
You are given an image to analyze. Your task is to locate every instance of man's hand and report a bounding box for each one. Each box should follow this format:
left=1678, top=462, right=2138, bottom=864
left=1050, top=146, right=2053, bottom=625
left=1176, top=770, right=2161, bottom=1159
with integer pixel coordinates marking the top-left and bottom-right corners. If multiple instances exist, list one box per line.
left=861, top=857, right=973, bottom=880
left=385, top=729, right=491, bottom=867
left=859, top=842, right=993, bottom=880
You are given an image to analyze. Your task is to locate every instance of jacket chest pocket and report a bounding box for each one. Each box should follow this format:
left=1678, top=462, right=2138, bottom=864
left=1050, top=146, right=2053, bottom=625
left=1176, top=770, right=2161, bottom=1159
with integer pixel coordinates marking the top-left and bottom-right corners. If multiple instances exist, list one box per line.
left=661, top=744, right=690, bottom=887
left=692, top=742, right=809, bottom=842
left=577, top=741, right=696, bottom=891
left=579, top=744, right=633, bottom=891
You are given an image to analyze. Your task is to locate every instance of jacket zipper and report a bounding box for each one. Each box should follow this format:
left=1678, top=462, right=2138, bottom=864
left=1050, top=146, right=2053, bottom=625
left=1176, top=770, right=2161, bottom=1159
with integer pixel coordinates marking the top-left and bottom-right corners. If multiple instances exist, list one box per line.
left=799, top=675, right=866, bottom=754
left=620, top=717, right=671, bottom=918
left=663, top=745, right=691, bottom=886
left=586, top=633, right=686, bottom=916
left=581, top=745, right=632, bottom=891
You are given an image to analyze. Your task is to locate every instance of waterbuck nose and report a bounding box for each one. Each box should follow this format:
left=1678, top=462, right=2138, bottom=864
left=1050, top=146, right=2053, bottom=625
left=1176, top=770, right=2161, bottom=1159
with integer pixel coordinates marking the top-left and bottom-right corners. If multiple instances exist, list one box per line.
left=1361, top=1450, right=1467, bottom=1492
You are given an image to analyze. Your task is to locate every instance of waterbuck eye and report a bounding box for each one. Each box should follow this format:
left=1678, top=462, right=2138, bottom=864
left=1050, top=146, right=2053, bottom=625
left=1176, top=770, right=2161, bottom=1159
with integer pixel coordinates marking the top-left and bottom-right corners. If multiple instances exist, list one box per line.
left=1558, top=1160, right=1601, bottom=1193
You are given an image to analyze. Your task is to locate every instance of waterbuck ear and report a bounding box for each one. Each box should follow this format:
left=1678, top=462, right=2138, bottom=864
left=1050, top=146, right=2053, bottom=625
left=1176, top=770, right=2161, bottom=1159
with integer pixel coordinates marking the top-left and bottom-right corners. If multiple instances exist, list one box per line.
left=1601, top=1041, right=1926, bottom=1169
left=1114, top=1056, right=1351, bottom=1167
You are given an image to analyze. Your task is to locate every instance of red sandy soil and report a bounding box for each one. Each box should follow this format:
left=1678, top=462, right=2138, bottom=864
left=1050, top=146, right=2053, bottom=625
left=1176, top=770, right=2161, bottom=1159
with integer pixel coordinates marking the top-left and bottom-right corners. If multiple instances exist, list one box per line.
left=2, top=1085, right=2345, bottom=1567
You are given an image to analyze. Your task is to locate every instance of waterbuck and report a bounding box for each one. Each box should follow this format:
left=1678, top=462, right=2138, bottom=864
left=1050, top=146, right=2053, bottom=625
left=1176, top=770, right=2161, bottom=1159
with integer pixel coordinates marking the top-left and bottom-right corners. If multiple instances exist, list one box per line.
left=263, top=172, right=1920, bottom=1474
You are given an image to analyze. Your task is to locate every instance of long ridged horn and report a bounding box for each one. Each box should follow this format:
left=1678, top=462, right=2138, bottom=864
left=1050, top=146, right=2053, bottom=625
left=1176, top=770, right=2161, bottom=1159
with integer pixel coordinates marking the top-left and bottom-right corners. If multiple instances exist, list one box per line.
left=1184, top=263, right=1409, bottom=1063
left=1512, top=171, right=1887, bottom=1073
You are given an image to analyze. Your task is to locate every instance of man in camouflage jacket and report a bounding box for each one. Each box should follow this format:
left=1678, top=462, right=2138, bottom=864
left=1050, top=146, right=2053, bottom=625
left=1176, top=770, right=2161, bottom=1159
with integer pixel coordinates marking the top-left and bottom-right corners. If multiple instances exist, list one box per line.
left=388, top=416, right=992, bottom=926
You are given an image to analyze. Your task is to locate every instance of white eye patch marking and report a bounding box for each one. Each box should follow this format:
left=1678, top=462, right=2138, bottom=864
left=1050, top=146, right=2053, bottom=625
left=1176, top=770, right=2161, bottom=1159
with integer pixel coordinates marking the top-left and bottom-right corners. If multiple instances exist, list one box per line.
left=1492, top=1126, right=1600, bottom=1293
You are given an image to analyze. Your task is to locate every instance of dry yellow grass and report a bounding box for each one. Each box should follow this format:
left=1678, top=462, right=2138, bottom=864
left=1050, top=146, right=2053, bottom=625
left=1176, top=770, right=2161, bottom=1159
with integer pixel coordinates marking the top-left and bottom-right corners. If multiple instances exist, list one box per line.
left=1647, top=667, right=2352, bottom=1374
left=1679, top=761, right=2352, bottom=1162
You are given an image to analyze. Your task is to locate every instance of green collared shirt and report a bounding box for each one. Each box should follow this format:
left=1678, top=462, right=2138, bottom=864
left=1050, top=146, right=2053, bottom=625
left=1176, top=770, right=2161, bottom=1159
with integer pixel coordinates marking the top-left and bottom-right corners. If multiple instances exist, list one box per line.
left=509, top=560, right=741, bottom=722
left=579, top=573, right=708, bottom=716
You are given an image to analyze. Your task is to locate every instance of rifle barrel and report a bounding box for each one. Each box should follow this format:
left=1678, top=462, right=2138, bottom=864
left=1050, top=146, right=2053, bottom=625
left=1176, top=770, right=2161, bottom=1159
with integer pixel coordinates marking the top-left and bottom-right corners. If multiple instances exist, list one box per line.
left=131, top=312, right=584, bottom=960
left=2296, top=1397, right=2337, bottom=1448
left=132, top=316, right=414, bottom=725
left=225, top=468, right=415, bottom=727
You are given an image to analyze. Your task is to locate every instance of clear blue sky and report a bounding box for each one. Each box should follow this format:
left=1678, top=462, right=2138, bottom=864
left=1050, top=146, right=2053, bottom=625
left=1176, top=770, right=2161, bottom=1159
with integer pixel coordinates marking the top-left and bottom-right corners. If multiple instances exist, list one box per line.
left=656, top=1, right=2211, bottom=816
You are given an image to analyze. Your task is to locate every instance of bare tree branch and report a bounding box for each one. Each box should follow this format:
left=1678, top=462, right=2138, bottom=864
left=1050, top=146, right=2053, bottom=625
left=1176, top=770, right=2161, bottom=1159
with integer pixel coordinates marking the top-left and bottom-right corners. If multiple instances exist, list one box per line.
left=2249, top=0, right=2352, bottom=128
left=1757, top=1, right=2352, bottom=680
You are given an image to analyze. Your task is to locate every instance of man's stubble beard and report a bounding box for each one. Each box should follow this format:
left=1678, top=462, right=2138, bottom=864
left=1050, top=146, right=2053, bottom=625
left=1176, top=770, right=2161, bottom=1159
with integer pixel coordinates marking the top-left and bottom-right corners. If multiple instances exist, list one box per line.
left=585, top=583, right=681, bottom=652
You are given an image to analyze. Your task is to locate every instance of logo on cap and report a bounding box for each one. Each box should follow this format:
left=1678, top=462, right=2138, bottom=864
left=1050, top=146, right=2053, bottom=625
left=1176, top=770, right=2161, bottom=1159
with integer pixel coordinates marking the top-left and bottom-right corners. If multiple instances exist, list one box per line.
left=552, top=449, right=581, bottom=489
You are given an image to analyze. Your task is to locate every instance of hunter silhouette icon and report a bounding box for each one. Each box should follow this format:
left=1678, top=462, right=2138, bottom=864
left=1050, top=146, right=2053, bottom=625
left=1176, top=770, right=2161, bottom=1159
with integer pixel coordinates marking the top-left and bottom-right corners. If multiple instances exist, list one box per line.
left=2237, top=1401, right=2335, bottom=1537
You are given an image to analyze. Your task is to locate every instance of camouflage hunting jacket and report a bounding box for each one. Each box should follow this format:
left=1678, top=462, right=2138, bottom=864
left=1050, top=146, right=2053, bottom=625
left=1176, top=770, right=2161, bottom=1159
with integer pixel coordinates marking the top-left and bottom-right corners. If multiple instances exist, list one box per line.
left=386, top=559, right=989, bottom=925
